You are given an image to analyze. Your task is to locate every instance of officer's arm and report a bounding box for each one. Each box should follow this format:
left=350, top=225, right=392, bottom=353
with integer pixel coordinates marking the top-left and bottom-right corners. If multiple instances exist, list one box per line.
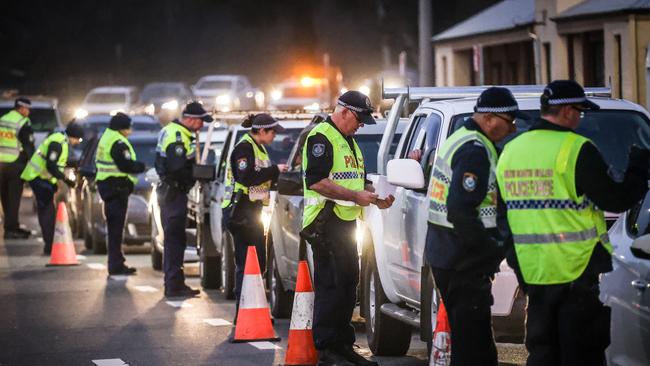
left=110, top=141, right=145, bottom=174
left=231, top=142, right=279, bottom=187
left=447, top=142, right=492, bottom=248
left=576, top=142, right=648, bottom=213
left=164, top=143, right=189, bottom=176
left=305, top=134, right=360, bottom=203
left=44, top=141, right=66, bottom=181
left=18, top=123, right=35, bottom=158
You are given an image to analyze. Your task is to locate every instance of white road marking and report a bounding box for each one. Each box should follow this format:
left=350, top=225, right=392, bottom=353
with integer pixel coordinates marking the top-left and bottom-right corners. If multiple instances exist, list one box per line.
left=108, top=275, right=129, bottom=281
left=203, top=318, right=232, bottom=326
left=87, top=263, right=106, bottom=270
left=133, top=285, right=158, bottom=293
left=166, top=301, right=193, bottom=308
left=76, top=255, right=87, bottom=260
left=92, top=359, right=129, bottom=366
left=248, top=341, right=281, bottom=350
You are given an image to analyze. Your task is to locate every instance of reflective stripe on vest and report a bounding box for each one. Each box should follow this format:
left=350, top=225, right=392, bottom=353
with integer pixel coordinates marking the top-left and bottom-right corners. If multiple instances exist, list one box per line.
left=428, top=126, right=498, bottom=228
left=20, top=132, right=68, bottom=184
left=221, top=133, right=272, bottom=207
left=496, top=129, right=611, bottom=285
left=0, top=110, right=30, bottom=163
left=302, top=122, right=365, bottom=228
left=95, top=129, right=138, bottom=184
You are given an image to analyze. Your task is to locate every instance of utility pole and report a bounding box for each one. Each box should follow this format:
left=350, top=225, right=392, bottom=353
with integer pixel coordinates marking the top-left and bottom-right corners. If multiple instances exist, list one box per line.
left=419, top=0, right=433, bottom=86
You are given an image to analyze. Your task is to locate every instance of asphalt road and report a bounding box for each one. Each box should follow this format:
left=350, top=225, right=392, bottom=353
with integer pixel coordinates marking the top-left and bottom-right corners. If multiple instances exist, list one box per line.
left=0, top=196, right=527, bottom=366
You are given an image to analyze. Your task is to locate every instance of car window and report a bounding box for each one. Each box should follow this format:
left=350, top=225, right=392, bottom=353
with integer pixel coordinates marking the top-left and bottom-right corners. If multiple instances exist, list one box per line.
left=401, top=113, right=442, bottom=179
left=132, top=140, right=158, bottom=169
left=355, top=133, right=402, bottom=174
left=627, top=190, right=650, bottom=238
left=86, top=93, right=126, bottom=104
left=266, top=128, right=302, bottom=165
left=198, top=80, right=232, bottom=90
left=0, top=107, right=58, bottom=132
left=451, top=109, right=650, bottom=173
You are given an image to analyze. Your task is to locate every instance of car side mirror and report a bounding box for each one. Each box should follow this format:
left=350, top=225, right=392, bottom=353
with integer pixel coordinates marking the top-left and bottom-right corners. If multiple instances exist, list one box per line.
left=278, top=170, right=303, bottom=196
left=631, top=234, right=650, bottom=260
left=387, top=159, right=425, bottom=189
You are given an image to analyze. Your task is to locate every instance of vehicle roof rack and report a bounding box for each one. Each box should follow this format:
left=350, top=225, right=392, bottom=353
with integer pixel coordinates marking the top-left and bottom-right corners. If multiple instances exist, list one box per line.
left=382, top=85, right=611, bottom=101
left=211, top=111, right=320, bottom=122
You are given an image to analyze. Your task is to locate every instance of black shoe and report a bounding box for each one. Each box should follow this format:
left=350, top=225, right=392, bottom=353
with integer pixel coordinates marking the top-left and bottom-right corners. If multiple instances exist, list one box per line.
left=16, top=228, right=31, bottom=237
left=108, top=266, right=137, bottom=275
left=165, top=285, right=200, bottom=298
left=4, top=230, right=29, bottom=239
left=318, top=349, right=355, bottom=366
left=333, top=344, right=378, bottom=366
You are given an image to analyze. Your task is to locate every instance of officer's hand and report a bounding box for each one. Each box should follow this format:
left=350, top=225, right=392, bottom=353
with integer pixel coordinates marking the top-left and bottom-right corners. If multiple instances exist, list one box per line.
left=408, top=149, right=422, bottom=162
left=64, top=178, right=76, bottom=188
left=354, top=190, right=378, bottom=207
left=277, top=164, right=289, bottom=173
left=374, top=194, right=395, bottom=209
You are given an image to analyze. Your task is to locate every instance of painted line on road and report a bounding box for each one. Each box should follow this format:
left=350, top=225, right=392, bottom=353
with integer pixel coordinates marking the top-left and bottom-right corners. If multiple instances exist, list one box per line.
left=87, top=263, right=107, bottom=270
left=166, top=301, right=193, bottom=308
left=248, top=341, right=281, bottom=350
left=92, top=359, right=129, bottom=366
left=203, top=318, right=232, bottom=327
left=133, top=285, right=158, bottom=293
left=76, top=254, right=87, bottom=260
left=108, top=275, right=129, bottom=281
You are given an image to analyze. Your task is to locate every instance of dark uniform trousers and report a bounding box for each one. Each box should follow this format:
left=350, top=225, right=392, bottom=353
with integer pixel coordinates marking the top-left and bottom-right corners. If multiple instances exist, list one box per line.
left=0, top=161, right=25, bottom=231
left=525, top=273, right=610, bottom=366
left=159, top=188, right=188, bottom=291
left=229, top=198, right=266, bottom=304
left=311, top=216, right=358, bottom=350
left=97, top=183, right=129, bottom=272
left=29, top=178, right=56, bottom=252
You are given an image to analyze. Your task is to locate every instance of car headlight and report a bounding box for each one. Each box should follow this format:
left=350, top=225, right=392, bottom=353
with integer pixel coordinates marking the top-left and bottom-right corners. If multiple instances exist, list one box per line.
left=216, top=94, right=231, bottom=105
left=271, top=89, right=282, bottom=101
left=303, top=102, right=320, bottom=111
left=161, top=99, right=178, bottom=111
left=144, top=104, right=156, bottom=115
left=74, top=108, right=88, bottom=119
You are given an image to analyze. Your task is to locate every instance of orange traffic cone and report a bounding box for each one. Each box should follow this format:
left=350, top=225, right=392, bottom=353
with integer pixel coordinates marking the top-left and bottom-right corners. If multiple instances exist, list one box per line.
left=430, top=299, right=451, bottom=366
left=283, top=260, right=318, bottom=365
left=231, top=246, right=280, bottom=342
left=46, top=202, right=79, bottom=266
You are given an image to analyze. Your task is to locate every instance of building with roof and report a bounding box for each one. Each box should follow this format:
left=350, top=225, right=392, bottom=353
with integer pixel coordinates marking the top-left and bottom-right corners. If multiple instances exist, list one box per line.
left=432, top=0, right=650, bottom=106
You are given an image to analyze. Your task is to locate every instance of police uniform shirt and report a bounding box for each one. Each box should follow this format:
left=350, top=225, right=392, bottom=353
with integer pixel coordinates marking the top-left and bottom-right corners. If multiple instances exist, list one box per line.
left=304, top=117, right=368, bottom=188
left=427, top=118, right=501, bottom=271
left=110, top=141, right=145, bottom=175
left=230, top=135, right=279, bottom=188
left=17, top=120, right=35, bottom=162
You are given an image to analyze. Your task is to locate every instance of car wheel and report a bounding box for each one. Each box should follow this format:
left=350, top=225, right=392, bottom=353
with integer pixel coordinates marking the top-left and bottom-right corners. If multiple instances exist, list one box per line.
left=150, top=217, right=163, bottom=271
left=221, top=231, right=236, bottom=300
left=198, top=221, right=222, bottom=289
left=268, top=248, right=293, bottom=319
left=362, top=248, right=412, bottom=356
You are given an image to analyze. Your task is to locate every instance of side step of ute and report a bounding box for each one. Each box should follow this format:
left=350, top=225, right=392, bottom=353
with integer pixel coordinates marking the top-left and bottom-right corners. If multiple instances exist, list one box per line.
left=380, top=304, right=420, bottom=328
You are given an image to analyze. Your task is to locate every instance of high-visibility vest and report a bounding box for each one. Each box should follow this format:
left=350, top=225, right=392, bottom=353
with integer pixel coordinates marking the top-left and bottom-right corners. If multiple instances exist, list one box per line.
left=496, top=129, right=611, bottom=285
left=428, top=126, right=498, bottom=228
left=156, top=121, right=195, bottom=162
left=302, top=122, right=365, bottom=228
left=221, top=133, right=272, bottom=207
left=0, top=110, right=30, bottom=163
left=20, top=132, right=68, bottom=184
left=95, top=128, right=138, bottom=184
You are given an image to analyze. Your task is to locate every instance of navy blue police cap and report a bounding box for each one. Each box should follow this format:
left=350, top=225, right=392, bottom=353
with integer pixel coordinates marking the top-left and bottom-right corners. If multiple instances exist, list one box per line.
left=337, top=90, right=376, bottom=125
left=109, top=112, right=132, bottom=130
left=182, top=101, right=214, bottom=122
left=541, top=80, right=600, bottom=110
left=474, top=87, right=528, bottom=119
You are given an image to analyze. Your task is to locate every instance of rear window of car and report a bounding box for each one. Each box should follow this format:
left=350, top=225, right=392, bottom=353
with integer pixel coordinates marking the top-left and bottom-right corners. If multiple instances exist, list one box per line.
left=86, top=93, right=126, bottom=104
left=0, top=107, right=59, bottom=132
left=451, top=109, right=650, bottom=173
left=197, top=80, right=232, bottom=90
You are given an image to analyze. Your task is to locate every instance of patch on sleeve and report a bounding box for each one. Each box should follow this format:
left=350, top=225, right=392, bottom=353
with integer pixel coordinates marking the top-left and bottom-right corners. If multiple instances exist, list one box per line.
left=123, top=149, right=131, bottom=160
left=237, top=158, right=248, bottom=170
left=312, top=143, right=325, bottom=158
left=462, top=172, right=478, bottom=192
left=48, top=151, right=58, bottom=161
left=174, top=145, right=184, bottom=156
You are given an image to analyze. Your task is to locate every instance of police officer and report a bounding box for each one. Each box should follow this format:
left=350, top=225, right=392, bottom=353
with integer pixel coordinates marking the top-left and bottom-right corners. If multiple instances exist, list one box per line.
left=155, top=102, right=211, bottom=297
left=95, top=113, right=146, bottom=275
left=302, top=91, right=393, bottom=366
left=426, top=87, right=523, bottom=366
left=0, top=97, right=35, bottom=239
left=496, top=80, right=649, bottom=365
left=222, top=113, right=288, bottom=319
left=20, top=122, right=84, bottom=254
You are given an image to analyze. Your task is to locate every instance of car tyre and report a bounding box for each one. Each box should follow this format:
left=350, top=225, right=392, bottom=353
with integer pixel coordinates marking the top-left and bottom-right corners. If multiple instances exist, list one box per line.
left=268, top=248, right=293, bottom=319
left=198, top=221, right=222, bottom=289
left=221, top=231, right=236, bottom=300
left=150, top=217, right=163, bottom=271
left=362, top=248, right=411, bottom=356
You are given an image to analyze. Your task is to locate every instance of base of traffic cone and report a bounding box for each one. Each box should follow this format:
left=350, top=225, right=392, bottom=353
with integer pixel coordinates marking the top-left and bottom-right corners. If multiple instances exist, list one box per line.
left=230, top=302, right=280, bottom=343
left=46, top=242, right=79, bottom=266
left=283, top=329, right=318, bottom=365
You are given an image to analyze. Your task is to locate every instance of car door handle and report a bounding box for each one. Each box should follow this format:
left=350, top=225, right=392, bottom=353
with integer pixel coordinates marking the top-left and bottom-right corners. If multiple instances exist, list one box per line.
left=631, top=279, right=650, bottom=290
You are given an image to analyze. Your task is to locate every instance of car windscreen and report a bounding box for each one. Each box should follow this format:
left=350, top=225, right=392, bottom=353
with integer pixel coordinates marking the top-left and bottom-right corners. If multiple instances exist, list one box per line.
left=356, top=133, right=402, bottom=174
left=86, top=93, right=126, bottom=104
left=0, top=107, right=58, bottom=132
left=266, top=128, right=303, bottom=164
left=141, top=85, right=183, bottom=102
left=197, top=80, right=232, bottom=90
left=74, top=121, right=159, bottom=153
left=132, top=140, right=158, bottom=169
left=451, top=109, right=650, bottom=173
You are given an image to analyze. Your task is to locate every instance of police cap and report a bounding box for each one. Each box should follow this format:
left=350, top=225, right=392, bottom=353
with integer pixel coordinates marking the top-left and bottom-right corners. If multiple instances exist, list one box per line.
left=541, top=80, right=600, bottom=110
left=474, top=87, right=528, bottom=119
left=337, top=90, right=376, bottom=125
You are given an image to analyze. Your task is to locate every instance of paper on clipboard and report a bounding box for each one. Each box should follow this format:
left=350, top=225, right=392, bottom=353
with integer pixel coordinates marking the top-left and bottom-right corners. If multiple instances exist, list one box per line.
left=374, top=175, right=396, bottom=200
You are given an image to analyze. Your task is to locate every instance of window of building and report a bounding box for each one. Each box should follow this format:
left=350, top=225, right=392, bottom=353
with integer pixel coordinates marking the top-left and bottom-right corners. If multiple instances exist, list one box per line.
left=583, top=31, right=605, bottom=86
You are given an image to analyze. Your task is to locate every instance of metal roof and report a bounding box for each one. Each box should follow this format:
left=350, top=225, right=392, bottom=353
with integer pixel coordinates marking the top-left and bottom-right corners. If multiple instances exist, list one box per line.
left=432, top=0, right=535, bottom=42
left=554, top=0, right=650, bottom=21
